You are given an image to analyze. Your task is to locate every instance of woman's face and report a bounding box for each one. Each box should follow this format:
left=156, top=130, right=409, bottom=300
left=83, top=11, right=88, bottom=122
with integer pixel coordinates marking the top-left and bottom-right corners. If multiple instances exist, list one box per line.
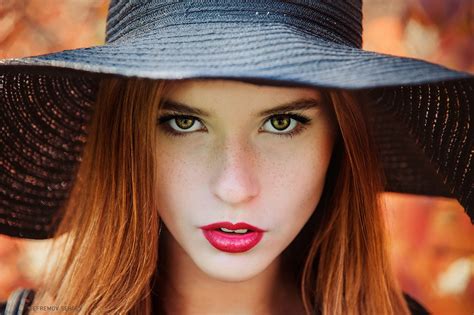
left=155, top=79, right=338, bottom=282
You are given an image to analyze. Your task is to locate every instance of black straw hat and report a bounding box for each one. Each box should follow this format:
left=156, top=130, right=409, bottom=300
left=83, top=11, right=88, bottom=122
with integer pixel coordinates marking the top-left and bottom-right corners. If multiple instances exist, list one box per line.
left=1, top=0, right=473, bottom=239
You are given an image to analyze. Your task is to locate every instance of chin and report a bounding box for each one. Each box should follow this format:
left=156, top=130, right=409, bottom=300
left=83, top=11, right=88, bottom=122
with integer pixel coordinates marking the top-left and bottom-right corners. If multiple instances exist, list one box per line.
left=194, top=253, right=273, bottom=283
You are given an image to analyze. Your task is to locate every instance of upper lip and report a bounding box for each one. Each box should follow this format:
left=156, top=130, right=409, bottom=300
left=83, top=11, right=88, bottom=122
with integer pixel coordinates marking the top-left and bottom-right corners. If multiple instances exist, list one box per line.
left=200, top=221, right=266, bottom=232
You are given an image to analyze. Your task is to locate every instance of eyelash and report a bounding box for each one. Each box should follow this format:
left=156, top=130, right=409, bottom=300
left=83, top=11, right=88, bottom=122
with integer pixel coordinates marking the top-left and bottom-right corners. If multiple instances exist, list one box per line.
left=157, top=112, right=312, bottom=138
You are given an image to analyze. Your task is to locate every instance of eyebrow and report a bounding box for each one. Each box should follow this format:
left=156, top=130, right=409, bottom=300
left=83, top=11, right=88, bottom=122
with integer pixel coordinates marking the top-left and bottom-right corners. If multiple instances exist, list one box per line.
left=159, top=98, right=321, bottom=117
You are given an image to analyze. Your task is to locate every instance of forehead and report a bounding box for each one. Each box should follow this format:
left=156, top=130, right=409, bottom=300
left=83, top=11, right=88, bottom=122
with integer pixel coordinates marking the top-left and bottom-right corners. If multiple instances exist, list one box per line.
left=164, top=79, right=321, bottom=106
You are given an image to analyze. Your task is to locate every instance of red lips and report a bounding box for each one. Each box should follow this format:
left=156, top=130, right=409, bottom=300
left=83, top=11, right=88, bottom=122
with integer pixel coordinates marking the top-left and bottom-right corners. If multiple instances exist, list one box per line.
left=200, top=221, right=266, bottom=253
left=200, top=221, right=265, bottom=232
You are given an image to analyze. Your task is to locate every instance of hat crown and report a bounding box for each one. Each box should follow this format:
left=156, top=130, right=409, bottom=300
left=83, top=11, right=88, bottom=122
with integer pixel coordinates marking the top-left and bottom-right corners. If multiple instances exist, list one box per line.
left=105, top=0, right=363, bottom=48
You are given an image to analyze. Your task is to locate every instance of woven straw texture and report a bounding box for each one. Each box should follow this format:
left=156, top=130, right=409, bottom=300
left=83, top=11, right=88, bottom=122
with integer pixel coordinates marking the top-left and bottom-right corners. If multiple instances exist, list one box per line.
left=0, top=0, right=473, bottom=239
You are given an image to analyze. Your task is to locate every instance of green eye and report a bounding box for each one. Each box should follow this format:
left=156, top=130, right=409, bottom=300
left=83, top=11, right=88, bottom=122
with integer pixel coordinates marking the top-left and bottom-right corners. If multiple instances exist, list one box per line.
left=262, top=114, right=298, bottom=133
left=157, top=114, right=205, bottom=135
left=270, top=116, right=291, bottom=130
left=165, top=116, right=203, bottom=133
left=175, top=117, right=195, bottom=129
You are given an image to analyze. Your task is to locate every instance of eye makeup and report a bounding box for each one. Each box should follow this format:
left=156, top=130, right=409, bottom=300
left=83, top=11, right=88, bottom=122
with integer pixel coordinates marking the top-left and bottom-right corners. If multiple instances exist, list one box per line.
left=157, top=112, right=312, bottom=138
left=157, top=113, right=206, bottom=137
left=260, top=112, right=311, bottom=138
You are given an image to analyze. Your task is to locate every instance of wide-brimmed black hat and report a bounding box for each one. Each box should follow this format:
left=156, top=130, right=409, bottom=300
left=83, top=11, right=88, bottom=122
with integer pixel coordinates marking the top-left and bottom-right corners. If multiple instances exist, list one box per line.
left=1, top=0, right=473, bottom=239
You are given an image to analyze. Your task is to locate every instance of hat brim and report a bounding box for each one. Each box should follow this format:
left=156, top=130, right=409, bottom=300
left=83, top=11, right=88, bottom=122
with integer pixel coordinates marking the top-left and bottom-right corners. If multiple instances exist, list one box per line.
left=1, top=22, right=471, bottom=87
left=1, top=21, right=473, bottom=239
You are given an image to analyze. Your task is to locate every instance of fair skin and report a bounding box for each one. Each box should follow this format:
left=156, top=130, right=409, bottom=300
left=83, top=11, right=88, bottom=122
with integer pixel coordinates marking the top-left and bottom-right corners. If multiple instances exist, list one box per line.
left=154, top=79, right=338, bottom=315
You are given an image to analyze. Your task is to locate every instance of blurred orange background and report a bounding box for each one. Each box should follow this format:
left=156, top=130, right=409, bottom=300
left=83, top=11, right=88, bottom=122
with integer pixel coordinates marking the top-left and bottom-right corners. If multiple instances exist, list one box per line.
left=0, top=1, right=473, bottom=314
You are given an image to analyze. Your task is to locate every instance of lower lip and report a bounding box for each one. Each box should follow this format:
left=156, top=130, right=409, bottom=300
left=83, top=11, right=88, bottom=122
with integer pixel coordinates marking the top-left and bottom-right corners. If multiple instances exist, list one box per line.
left=201, top=229, right=264, bottom=253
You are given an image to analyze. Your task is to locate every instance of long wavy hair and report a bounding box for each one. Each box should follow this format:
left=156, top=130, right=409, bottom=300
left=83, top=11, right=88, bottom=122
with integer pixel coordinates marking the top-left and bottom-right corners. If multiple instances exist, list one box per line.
left=30, top=77, right=410, bottom=315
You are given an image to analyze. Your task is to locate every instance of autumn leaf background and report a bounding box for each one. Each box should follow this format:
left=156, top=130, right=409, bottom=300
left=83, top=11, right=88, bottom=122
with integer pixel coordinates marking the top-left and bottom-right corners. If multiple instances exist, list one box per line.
left=0, top=1, right=473, bottom=314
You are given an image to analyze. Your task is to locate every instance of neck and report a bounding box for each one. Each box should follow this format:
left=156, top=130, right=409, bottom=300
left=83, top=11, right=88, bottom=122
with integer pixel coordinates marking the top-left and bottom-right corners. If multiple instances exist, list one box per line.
left=154, top=229, right=302, bottom=315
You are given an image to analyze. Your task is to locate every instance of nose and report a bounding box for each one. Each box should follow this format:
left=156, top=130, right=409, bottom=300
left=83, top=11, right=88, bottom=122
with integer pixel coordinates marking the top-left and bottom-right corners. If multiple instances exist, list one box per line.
left=211, top=138, right=260, bottom=205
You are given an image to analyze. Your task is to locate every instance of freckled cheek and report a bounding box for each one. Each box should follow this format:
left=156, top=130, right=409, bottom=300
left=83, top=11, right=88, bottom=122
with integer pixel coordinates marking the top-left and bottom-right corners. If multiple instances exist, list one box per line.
left=154, top=146, right=209, bottom=222
left=264, top=140, right=333, bottom=236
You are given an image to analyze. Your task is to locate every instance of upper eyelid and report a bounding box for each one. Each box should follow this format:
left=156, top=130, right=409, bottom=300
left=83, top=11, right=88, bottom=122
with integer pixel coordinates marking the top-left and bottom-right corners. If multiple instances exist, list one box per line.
left=158, top=113, right=310, bottom=129
left=159, top=110, right=307, bottom=119
left=259, top=112, right=309, bottom=124
left=158, top=112, right=204, bottom=123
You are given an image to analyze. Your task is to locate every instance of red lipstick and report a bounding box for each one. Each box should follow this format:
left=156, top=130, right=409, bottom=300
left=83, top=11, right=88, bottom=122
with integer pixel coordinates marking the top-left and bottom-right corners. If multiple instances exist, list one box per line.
left=200, top=221, right=265, bottom=253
